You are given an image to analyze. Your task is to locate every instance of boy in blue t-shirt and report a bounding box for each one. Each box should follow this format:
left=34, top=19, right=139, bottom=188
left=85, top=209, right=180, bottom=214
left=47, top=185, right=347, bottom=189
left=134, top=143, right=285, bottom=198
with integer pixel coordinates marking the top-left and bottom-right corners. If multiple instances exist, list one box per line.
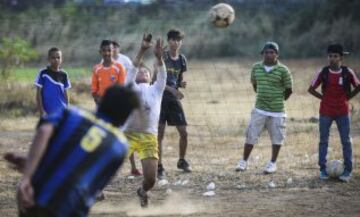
left=34, top=47, right=71, bottom=116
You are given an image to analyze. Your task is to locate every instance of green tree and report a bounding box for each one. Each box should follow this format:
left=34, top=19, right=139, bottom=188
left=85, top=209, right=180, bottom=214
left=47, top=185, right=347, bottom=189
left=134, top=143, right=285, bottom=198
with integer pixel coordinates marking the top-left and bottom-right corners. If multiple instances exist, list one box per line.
left=0, top=37, right=38, bottom=79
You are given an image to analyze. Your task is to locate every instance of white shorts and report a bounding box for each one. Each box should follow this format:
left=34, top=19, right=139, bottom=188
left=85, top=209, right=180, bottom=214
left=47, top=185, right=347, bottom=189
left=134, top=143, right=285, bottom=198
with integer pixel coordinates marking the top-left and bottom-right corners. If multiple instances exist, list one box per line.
left=245, top=109, right=286, bottom=145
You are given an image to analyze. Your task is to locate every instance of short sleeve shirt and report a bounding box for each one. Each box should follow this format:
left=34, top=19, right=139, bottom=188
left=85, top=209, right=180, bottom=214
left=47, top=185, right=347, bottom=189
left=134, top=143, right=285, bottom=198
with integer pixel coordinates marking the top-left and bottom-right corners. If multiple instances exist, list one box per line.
left=311, top=67, right=360, bottom=116
left=163, top=52, right=187, bottom=100
left=251, top=61, right=293, bottom=112
left=33, top=107, right=128, bottom=217
left=91, top=62, right=126, bottom=97
left=34, top=67, right=71, bottom=114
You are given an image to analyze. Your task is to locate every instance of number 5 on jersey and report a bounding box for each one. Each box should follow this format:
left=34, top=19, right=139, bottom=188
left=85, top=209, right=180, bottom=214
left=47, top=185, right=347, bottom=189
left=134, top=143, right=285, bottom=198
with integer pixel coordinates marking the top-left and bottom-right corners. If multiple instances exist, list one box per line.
left=80, top=126, right=106, bottom=152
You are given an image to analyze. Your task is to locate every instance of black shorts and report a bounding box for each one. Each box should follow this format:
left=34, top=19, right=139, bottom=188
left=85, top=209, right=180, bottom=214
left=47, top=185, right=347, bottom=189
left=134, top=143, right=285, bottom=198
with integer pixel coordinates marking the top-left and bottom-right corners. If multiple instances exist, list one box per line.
left=159, top=95, right=187, bottom=126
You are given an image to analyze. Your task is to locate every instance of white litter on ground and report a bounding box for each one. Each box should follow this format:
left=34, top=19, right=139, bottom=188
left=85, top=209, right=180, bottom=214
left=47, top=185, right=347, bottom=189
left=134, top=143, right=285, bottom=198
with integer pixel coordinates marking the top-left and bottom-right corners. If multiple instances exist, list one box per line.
left=206, top=182, right=216, bottom=190
left=158, top=179, right=169, bottom=186
left=236, top=184, right=246, bottom=190
left=286, top=178, right=293, bottom=185
left=203, top=191, right=216, bottom=197
left=174, top=180, right=182, bottom=186
left=268, top=181, right=276, bottom=188
left=181, top=179, right=189, bottom=186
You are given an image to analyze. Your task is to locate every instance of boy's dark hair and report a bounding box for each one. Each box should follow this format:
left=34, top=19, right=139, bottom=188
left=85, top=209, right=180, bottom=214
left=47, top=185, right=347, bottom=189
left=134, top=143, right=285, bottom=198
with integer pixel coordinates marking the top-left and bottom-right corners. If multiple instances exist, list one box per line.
left=327, top=43, right=349, bottom=56
left=100, top=40, right=113, bottom=49
left=167, top=29, right=185, bottom=41
left=48, top=47, right=61, bottom=57
left=112, top=40, right=120, bottom=48
left=98, top=85, right=139, bottom=127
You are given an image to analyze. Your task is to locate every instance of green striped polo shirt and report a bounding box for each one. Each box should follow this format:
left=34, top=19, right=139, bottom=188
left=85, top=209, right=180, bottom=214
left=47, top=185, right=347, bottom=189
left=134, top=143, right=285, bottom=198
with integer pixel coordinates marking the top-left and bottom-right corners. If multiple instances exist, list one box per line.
left=251, top=61, right=293, bottom=112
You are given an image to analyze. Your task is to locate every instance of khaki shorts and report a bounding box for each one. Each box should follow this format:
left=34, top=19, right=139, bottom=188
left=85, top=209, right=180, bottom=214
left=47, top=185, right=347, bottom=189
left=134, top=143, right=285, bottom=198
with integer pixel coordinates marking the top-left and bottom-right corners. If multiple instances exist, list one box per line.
left=245, top=109, right=286, bottom=145
left=125, top=132, right=159, bottom=160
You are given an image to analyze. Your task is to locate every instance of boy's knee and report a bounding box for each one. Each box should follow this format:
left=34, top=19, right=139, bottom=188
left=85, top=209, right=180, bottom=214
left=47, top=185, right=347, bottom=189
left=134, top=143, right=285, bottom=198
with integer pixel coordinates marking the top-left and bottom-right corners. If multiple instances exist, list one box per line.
left=179, top=128, right=188, bottom=138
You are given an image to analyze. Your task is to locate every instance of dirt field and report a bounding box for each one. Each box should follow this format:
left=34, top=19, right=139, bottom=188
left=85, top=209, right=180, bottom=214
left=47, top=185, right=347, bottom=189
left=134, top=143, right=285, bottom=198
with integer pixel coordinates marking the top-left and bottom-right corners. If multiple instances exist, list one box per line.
left=1, top=59, right=359, bottom=217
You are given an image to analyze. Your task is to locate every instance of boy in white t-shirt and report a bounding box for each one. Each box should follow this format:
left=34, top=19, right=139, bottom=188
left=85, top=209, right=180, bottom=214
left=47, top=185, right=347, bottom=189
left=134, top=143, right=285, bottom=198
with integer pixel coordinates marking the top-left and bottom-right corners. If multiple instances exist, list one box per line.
left=123, top=34, right=167, bottom=207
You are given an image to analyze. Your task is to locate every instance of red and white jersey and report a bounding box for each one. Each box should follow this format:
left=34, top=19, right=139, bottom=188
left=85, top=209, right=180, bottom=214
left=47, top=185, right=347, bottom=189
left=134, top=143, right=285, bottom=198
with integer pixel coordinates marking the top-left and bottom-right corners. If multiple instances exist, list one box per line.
left=311, top=67, right=359, bottom=116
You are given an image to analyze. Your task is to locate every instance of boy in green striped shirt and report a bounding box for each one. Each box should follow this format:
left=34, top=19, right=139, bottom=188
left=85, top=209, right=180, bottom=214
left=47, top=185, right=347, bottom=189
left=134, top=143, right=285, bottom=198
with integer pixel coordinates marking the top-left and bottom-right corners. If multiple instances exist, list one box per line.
left=235, top=42, right=293, bottom=174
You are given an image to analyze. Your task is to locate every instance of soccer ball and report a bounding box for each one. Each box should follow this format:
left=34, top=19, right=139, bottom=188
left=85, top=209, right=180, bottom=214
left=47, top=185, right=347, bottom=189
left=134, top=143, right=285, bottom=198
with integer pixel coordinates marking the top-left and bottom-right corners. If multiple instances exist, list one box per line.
left=326, top=160, right=344, bottom=178
left=209, top=3, right=235, bottom=28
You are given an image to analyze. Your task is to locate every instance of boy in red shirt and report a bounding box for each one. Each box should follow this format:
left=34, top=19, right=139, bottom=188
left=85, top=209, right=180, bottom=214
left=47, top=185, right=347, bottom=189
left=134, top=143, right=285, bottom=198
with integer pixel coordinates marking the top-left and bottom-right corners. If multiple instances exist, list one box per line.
left=308, top=44, right=360, bottom=182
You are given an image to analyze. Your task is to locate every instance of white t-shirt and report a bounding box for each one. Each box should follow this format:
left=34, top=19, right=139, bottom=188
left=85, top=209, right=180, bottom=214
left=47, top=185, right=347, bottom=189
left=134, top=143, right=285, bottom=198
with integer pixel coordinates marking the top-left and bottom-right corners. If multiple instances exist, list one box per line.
left=264, top=65, right=274, bottom=73
left=255, top=108, right=286, bottom=118
left=115, top=53, right=133, bottom=73
left=123, top=64, right=167, bottom=134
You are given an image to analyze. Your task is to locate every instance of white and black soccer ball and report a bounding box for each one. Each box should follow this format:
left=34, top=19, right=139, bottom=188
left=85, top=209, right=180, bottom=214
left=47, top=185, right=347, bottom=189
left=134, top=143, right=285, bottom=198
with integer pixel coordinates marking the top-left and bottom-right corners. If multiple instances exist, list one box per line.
left=209, top=3, right=235, bottom=28
left=326, top=160, right=344, bottom=178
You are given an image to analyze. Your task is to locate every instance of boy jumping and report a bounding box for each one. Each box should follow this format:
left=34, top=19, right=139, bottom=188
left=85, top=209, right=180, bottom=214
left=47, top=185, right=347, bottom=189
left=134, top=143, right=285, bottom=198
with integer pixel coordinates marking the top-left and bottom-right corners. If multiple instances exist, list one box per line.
left=123, top=34, right=166, bottom=207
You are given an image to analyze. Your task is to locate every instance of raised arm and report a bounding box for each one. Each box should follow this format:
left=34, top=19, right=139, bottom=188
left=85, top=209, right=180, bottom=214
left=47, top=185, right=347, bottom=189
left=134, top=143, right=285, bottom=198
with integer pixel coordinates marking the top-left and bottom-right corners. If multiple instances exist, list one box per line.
left=152, top=38, right=167, bottom=93
left=125, top=33, right=153, bottom=86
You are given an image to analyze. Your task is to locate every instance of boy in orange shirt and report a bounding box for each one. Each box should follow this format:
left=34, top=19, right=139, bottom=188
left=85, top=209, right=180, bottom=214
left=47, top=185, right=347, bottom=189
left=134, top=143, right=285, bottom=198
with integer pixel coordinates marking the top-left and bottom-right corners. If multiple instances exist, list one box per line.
left=91, top=40, right=126, bottom=105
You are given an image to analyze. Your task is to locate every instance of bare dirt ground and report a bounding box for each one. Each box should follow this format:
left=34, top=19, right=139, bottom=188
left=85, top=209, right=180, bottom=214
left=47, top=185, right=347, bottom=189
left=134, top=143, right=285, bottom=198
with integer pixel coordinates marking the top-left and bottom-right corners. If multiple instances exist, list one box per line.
left=1, top=59, right=360, bottom=217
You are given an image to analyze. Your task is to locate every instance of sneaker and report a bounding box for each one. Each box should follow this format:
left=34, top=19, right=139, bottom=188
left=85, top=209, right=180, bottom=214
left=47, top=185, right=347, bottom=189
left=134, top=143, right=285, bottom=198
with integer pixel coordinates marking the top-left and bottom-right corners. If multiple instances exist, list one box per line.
left=319, top=170, right=329, bottom=180
left=339, top=171, right=352, bottom=182
left=131, top=168, right=143, bottom=176
left=235, top=159, right=247, bottom=172
left=157, top=164, right=166, bottom=179
left=177, top=159, right=192, bottom=172
left=136, top=187, right=149, bottom=208
left=263, top=161, right=277, bottom=174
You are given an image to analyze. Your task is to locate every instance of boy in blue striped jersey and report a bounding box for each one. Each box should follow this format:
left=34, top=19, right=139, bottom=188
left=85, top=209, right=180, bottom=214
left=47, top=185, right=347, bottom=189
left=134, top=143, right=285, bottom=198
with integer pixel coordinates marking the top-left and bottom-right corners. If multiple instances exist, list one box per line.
left=5, top=85, right=139, bottom=217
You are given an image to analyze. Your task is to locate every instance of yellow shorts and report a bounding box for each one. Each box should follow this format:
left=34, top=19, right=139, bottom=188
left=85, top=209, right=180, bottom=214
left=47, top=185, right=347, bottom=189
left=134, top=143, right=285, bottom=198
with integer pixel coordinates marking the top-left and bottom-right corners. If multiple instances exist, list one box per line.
left=125, top=132, right=159, bottom=160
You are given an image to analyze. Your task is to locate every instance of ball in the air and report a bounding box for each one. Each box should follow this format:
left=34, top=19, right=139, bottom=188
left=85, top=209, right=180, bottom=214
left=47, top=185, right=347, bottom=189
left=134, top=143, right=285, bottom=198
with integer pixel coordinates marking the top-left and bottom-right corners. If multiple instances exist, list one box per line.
left=326, top=160, right=344, bottom=178
left=209, top=3, right=235, bottom=28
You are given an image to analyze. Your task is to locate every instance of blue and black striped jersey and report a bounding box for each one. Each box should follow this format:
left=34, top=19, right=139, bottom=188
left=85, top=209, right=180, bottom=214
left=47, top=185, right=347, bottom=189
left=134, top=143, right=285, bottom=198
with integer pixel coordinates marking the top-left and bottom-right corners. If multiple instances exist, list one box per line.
left=32, top=107, right=128, bottom=217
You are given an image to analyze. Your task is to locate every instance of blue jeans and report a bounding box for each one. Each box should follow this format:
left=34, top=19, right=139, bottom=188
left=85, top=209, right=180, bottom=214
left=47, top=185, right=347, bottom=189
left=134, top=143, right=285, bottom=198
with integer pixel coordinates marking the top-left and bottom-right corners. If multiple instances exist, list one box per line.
left=319, top=115, right=352, bottom=173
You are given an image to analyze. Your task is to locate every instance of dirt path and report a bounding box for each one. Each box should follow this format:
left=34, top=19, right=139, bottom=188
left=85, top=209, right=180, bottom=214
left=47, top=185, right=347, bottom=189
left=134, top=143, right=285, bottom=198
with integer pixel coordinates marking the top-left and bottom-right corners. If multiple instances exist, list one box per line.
left=1, top=125, right=359, bottom=217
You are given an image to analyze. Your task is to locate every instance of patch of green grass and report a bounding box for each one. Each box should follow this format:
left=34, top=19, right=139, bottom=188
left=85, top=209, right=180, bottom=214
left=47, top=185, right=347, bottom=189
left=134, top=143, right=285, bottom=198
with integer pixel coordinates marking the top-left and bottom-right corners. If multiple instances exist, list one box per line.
left=8, top=67, right=92, bottom=83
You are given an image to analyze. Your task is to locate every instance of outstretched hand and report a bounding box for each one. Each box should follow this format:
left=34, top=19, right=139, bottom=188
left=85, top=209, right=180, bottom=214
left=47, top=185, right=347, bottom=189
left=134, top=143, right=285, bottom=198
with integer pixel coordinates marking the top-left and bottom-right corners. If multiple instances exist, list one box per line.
left=153, top=38, right=165, bottom=60
left=134, top=33, right=153, bottom=67
left=140, top=33, right=153, bottom=51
